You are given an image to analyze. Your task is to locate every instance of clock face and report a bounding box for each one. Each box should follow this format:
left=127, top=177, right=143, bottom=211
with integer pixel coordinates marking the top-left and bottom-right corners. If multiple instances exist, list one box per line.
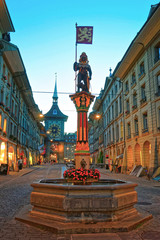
left=48, top=124, right=61, bottom=138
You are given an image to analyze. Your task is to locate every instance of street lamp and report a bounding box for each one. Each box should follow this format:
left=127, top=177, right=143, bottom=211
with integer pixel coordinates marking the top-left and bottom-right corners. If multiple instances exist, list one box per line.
left=95, top=113, right=101, bottom=119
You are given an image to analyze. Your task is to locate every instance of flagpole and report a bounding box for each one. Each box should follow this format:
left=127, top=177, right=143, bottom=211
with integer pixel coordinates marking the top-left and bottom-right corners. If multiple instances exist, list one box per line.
left=75, top=23, right=78, bottom=93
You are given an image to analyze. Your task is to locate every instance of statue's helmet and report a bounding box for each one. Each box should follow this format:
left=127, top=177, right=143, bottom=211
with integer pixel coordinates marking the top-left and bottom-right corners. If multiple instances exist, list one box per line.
left=79, top=52, right=88, bottom=64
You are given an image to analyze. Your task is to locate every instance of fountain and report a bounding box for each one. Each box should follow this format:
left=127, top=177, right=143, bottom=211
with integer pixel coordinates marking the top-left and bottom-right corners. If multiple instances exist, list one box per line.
left=16, top=53, right=152, bottom=234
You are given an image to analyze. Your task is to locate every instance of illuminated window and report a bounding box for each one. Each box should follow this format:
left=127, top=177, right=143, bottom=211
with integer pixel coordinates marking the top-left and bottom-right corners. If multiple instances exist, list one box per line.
left=3, top=119, right=7, bottom=132
left=120, top=121, right=123, bottom=138
left=0, top=142, right=6, bottom=163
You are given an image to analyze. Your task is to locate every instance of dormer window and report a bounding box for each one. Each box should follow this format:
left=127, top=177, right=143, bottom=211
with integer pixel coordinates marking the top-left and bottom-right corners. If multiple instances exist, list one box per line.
left=53, top=109, right=57, bottom=115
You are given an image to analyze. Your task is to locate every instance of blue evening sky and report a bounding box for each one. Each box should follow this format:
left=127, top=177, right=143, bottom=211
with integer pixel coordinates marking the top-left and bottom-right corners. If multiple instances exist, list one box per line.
left=6, top=0, right=158, bottom=133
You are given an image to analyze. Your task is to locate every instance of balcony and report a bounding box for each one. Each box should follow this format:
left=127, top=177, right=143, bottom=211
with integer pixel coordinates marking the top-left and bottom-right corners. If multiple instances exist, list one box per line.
left=140, top=96, right=147, bottom=105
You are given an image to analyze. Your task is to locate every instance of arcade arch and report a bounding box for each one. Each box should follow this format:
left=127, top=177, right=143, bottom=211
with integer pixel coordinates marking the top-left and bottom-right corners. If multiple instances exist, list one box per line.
left=127, top=145, right=133, bottom=170
left=134, top=143, right=141, bottom=166
left=143, top=141, right=151, bottom=168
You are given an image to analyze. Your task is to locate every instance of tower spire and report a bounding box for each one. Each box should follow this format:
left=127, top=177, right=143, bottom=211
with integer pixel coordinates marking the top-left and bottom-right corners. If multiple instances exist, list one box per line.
left=53, top=73, right=58, bottom=104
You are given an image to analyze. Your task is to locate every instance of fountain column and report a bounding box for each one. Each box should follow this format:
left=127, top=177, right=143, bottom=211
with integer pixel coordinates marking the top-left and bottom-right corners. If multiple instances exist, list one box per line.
left=70, top=91, right=95, bottom=169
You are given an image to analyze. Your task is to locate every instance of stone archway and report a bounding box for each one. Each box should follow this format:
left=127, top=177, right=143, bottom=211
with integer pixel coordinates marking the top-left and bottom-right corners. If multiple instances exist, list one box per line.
left=134, top=143, right=141, bottom=166
left=127, top=146, right=133, bottom=170
left=143, top=141, right=151, bottom=168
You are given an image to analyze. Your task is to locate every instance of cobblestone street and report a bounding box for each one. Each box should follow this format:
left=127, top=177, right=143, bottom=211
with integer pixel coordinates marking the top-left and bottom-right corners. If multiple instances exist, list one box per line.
left=0, top=164, right=160, bottom=240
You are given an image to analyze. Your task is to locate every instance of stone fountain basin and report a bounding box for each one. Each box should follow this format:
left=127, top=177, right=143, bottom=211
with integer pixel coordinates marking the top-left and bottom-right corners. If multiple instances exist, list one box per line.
left=30, top=178, right=138, bottom=223
left=15, top=178, right=152, bottom=234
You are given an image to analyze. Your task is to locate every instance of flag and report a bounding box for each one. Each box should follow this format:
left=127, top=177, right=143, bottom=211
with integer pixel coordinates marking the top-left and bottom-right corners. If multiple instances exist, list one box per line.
left=76, top=26, right=93, bottom=44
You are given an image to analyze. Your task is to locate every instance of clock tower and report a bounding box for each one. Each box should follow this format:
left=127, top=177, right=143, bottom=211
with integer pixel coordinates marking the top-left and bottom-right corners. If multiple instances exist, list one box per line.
left=44, top=80, right=68, bottom=162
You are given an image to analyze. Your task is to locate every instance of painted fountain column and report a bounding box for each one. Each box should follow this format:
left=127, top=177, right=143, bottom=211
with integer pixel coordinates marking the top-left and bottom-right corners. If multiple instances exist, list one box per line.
left=70, top=91, right=94, bottom=169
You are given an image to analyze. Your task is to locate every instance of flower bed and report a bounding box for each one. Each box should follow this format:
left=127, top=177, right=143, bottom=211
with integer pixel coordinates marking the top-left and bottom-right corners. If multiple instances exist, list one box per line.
left=63, top=168, right=100, bottom=184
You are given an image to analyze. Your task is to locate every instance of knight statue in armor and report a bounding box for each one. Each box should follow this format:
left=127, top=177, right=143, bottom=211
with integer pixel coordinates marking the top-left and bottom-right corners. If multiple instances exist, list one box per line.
left=73, top=52, right=92, bottom=92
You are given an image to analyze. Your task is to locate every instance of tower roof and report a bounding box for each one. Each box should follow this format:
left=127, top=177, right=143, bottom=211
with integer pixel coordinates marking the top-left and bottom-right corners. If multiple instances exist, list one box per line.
left=53, top=79, right=58, bottom=103
left=44, top=79, right=68, bottom=121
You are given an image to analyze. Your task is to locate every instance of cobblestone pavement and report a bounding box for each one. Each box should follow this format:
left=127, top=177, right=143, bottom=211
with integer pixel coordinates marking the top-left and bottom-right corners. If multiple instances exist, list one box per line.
left=0, top=165, right=160, bottom=239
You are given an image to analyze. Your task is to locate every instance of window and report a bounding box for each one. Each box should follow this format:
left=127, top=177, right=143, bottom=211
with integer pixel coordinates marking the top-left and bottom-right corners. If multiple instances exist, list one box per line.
left=3, top=119, right=7, bottom=132
left=112, top=105, right=114, bottom=119
left=53, top=109, right=57, bottom=115
left=108, top=109, right=110, bottom=122
left=134, top=118, right=139, bottom=135
left=141, top=84, right=146, bottom=104
left=127, top=122, right=131, bottom=138
left=115, top=85, right=117, bottom=95
left=1, top=89, right=4, bottom=103
left=0, top=115, right=1, bottom=128
left=143, top=112, right=148, bottom=130
left=112, top=127, right=115, bottom=142
left=126, top=99, right=130, bottom=112
left=133, top=92, right=137, bottom=109
left=157, top=74, right=160, bottom=92
left=10, top=122, right=13, bottom=135
left=6, top=95, right=8, bottom=107
left=139, top=61, right=145, bottom=77
left=12, top=100, right=14, bottom=113
left=115, top=101, right=118, bottom=117
left=112, top=90, right=114, bottom=98
left=3, top=64, right=6, bottom=76
left=116, top=124, right=119, bottom=141
left=109, top=130, right=111, bottom=143
left=15, top=105, right=17, bottom=117
left=125, top=81, right=129, bottom=91
left=119, top=97, right=122, bottom=113
left=154, top=42, right=160, bottom=63
left=7, top=72, right=10, bottom=84
left=120, top=121, right=123, bottom=139
left=158, top=108, right=160, bottom=127
left=131, top=72, right=136, bottom=85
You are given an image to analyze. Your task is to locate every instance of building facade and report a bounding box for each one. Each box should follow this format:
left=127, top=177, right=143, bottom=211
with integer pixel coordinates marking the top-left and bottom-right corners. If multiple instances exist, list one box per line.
left=89, top=3, right=160, bottom=175
left=0, top=0, right=43, bottom=171
left=113, top=3, right=160, bottom=174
